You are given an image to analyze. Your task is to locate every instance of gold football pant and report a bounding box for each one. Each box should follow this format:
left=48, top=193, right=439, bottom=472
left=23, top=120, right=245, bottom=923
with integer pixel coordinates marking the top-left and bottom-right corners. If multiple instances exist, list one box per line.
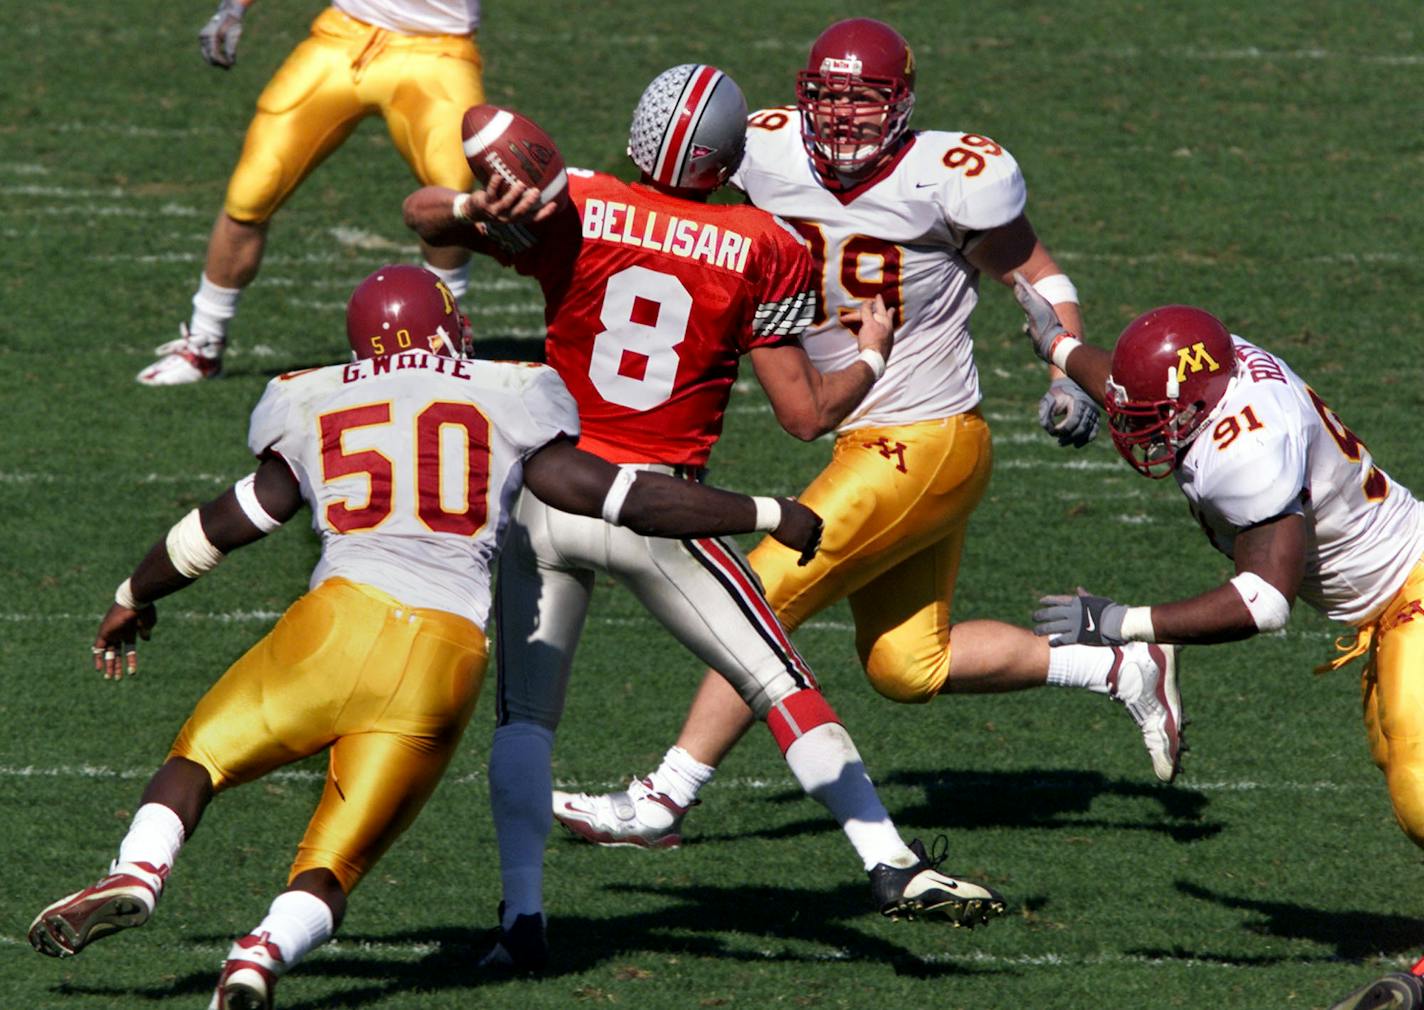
left=224, top=6, right=482, bottom=223
left=1359, top=556, right=1424, bottom=848
left=168, top=577, right=487, bottom=893
left=748, top=411, right=993, bottom=704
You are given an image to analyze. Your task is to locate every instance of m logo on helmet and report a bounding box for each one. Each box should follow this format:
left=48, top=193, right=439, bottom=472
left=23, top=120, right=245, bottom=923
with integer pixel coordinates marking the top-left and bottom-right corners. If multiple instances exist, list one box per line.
left=1175, top=342, right=1222, bottom=382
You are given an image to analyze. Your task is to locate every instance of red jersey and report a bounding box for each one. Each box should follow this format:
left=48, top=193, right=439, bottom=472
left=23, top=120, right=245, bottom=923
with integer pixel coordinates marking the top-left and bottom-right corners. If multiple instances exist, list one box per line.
left=488, top=170, right=814, bottom=466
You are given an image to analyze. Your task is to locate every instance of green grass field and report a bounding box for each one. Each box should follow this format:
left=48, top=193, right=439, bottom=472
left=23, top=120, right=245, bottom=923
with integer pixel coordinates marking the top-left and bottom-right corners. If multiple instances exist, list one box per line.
left=5, top=2, right=1424, bottom=1007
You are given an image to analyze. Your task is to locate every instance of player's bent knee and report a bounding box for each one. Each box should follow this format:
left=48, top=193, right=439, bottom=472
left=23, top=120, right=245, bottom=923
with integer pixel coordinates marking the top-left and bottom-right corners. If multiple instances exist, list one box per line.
left=1385, top=745, right=1424, bottom=848
left=225, top=152, right=299, bottom=224
left=863, top=661, right=942, bottom=705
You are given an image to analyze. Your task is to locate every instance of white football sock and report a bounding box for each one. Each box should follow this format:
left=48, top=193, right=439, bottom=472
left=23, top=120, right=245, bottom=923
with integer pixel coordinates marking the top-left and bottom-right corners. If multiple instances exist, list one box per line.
left=489, top=721, right=555, bottom=926
left=246, top=889, right=335, bottom=971
left=647, top=746, right=715, bottom=808
left=783, top=723, right=916, bottom=871
left=115, top=802, right=185, bottom=878
left=422, top=258, right=471, bottom=301
left=1046, top=644, right=1115, bottom=693
left=188, top=274, right=241, bottom=348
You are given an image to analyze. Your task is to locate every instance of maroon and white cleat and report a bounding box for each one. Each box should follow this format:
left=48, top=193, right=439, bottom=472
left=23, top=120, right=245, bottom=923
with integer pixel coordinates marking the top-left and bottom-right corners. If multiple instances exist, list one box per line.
left=208, top=932, right=286, bottom=1010
left=552, top=778, right=694, bottom=849
left=28, top=861, right=166, bottom=957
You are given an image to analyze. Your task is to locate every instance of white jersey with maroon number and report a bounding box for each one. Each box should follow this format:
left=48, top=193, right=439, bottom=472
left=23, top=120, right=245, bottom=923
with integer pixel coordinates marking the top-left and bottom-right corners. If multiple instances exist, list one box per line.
left=730, top=108, right=1028, bottom=431
left=333, top=0, right=479, bottom=35
left=248, top=352, right=577, bottom=627
left=1176, top=338, right=1424, bottom=626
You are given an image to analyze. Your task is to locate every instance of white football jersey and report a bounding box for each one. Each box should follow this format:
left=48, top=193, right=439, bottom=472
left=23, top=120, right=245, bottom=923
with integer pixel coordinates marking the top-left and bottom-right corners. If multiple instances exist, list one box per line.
left=333, top=0, right=479, bottom=35
left=248, top=352, right=577, bottom=627
left=730, top=109, right=1027, bottom=430
left=1176, top=338, right=1424, bottom=625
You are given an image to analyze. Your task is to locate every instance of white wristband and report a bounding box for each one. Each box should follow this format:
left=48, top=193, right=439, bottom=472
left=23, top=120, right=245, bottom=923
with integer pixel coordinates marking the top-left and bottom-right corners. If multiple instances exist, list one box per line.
left=115, top=578, right=140, bottom=610
left=1032, top=272, right=1080, bottom=305
left=452, top=192, right=475, bottom=222
left=234, top=473, right=282, bottom=533
left=1230, top=571, right=1292, bottom=632
left=1119, top=606, right=1156, bottom=643
left=1048, top=332, right=1084, bottom=372
left=856, top=348, right=886, bottom=380
left=600, top=467, right=639, bottom=526
left=165, top=508, right=225, bottom=580
left=752, top=496, right=783, bottom=532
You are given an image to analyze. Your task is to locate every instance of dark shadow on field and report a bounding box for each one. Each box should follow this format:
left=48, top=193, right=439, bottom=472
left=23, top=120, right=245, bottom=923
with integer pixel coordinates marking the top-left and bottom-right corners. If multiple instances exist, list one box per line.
left=695, top=768, right=1219, bottom=845
left=1123, top=881, right=1424, bottom=965
left=245, top=334, right=544, bottom=381
left=55, top=884, right=1005, bottom=1006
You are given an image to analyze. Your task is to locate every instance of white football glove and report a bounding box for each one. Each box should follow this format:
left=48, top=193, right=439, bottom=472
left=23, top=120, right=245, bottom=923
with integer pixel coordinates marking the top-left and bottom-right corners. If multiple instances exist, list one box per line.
left=199, top=0, right=246, bottom=69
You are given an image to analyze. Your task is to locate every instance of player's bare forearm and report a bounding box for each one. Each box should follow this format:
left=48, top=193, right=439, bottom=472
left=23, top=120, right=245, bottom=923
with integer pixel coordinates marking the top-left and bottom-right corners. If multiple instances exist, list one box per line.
left=1058, top=342, right=1112, bottom=406
left=1143, top=584, right=1261, bottom=645
left=750, top=343, right=873, bottom=441
left=402, top=186, right=483, bottom=248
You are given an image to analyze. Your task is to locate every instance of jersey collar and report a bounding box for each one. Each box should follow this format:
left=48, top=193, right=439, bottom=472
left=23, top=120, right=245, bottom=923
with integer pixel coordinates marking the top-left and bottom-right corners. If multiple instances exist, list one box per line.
left=812, top=133, right=919, bottom=205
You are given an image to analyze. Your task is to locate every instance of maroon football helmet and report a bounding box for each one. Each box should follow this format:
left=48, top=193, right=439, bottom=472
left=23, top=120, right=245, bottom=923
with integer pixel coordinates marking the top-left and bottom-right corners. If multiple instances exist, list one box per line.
left=345, top=265, right=472, bottom=360
left=796, top=18, right=916, bottom=183
left=1106, top=305, right=1237, bottom=478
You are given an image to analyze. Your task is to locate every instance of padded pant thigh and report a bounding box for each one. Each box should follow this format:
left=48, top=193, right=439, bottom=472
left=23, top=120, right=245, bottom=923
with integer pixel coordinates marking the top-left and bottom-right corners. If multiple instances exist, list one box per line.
left=376, top=47, right=483, bottom=189
left=1367, top=615, right=1424, bottom=848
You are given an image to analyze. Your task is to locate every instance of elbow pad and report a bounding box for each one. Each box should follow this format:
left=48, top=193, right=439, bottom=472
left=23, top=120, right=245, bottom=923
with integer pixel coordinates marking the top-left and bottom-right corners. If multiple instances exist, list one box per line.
left=1230, top=572, right=1291, bottom=632
left=165, top=508, right=226, bottom=579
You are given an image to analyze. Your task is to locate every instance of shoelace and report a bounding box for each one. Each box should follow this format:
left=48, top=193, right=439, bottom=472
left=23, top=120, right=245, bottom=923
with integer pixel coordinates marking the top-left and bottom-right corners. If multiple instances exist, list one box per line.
left=916, top=834, right=950, bottom=872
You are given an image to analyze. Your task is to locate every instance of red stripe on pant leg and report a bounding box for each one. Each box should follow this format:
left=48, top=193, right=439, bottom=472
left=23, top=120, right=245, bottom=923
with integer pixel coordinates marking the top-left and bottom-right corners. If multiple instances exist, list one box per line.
left=766, top=689, right=842, bottom=755
left=694, top=537, right=817, bottom=686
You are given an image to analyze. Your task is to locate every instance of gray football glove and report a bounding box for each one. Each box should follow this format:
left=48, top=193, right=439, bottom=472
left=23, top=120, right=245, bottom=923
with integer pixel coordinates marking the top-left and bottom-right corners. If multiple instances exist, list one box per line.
left=1011, top=270, right=1072, bottom=364
left=1034, top=590, right=1127, bottom=646
left=199, top=0, right=246, bottom=69
left=1038, top=377, right=1100, bottom=448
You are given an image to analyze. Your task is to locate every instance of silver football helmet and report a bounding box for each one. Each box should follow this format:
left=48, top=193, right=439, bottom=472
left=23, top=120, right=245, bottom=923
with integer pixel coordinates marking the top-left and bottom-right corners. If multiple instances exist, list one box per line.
left=627, top=64, right=747, bottom=191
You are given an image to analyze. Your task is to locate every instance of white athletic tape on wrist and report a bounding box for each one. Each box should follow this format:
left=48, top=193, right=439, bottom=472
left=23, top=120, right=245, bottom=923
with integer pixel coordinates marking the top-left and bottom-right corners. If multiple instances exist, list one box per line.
left=1031, top=272, right=1080, bottom=305
left=1230, top=571, right=1292, bottom=632
left=1119, top=606, right=1156, bottom=643
left=233, top=473, right=282, bottom=533
left=1048, top=332, right=1083, bottom=372
left=600, top=467, right=639, bottom=526
left=165, top=508, right=225, bottom=579
left=752, top=496, right=783, bottom=532
left=452, top=192, right=475, bottom=222
left=115, top=578, right=139, bottom=610
left=856, top=347, right=886, bottom=380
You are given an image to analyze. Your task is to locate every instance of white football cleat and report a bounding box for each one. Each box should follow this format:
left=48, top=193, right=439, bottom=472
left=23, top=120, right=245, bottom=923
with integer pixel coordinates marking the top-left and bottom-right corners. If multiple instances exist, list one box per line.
left=868, top=838, right=1006, bottom=927
left=208, top=932, right=285, bottom=1010
left=136, top=324, right=224, bottom=386
left=552, top=777, right=693, bottom=849
left=1108, top=642, right=1184, bottom=783
left=28, top=861, right=164, bottom=958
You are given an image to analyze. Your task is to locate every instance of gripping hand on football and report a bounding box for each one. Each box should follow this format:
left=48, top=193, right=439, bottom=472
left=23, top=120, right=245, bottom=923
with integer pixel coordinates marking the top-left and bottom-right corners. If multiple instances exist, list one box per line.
left=1039, top=377, right=1100, bottom=448
left=92, top=601, right=157, bottom=681
left=771, top=499, right=824, bottom=567
left=1012, top=271, right=1074, bottom=365
left=468, top=175, right=562, bottom=226
left=1033, top=588, right=1127, bottom=646
left=199, top=0, right=247, bottom=68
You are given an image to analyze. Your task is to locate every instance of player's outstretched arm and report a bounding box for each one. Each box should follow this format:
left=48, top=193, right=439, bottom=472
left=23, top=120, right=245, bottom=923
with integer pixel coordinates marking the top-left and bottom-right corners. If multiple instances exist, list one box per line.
left=522, top=438, right=822, bottom=564
left=749, top=295, right=893, bottom=441
left=1033, top=513, right=1305, bottom=647
left=1012, top=271, right=1112, bottom=406
left=93, top=455, right=303, bottom=680
left=198, top=0, right=249, bottom=69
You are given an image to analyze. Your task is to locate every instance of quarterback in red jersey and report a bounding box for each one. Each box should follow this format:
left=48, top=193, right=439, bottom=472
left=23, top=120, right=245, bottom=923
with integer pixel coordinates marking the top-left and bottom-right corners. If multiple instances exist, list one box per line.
left=405, top=64, right=1007, bottom=969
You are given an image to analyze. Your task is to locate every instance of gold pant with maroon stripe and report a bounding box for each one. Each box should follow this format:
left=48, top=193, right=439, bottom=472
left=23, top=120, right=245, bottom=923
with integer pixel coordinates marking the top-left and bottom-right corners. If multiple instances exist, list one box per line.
left=1359, top=557, right=1424, bottom=848
left=224, top=6, right=482, bottom=223
left=169, top=577, right=487, bottom=893
left=748, top=410, right=993, bottom=704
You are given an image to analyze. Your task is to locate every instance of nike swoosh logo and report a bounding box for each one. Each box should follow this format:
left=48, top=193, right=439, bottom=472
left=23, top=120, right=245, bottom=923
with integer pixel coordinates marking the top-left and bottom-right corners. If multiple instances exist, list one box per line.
left=1085, top=612, right=1096, bottom=633
left=914, top=182, right=936, bottom=189
left=1246, top=592, right=1259, bottom=603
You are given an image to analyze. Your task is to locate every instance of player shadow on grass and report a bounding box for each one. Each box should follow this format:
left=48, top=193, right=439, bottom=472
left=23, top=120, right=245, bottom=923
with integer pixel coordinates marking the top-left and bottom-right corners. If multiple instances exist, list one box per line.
left=1121, top=881, right=1424, bottom=966
left=54, top=887, right=1005, bottom=1007
left=697, top=768, right=1219, bottom=846
left=245, top=334, right=545, bottom=381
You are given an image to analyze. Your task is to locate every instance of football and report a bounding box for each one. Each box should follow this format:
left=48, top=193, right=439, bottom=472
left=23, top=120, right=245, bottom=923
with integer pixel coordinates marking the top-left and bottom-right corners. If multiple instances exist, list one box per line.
left=460, top=105, right=569, bottom=207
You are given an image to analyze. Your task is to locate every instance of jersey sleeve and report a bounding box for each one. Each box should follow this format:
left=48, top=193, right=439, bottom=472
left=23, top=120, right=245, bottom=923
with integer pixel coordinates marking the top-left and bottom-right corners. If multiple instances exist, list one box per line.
left=509, top=365, right=582, bottom=456
left=933, top=136, right=1027, bottom=232
left=247, top=377, right=292, bottom=458
left=1203, top=425, right=1309, bottom=529
left=746, top=216, right=816, bottom=351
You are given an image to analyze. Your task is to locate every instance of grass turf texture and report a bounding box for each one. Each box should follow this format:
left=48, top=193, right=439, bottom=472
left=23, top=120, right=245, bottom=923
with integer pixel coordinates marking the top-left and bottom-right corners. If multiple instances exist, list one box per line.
left=4, top=1, right=1424, bottom=1007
